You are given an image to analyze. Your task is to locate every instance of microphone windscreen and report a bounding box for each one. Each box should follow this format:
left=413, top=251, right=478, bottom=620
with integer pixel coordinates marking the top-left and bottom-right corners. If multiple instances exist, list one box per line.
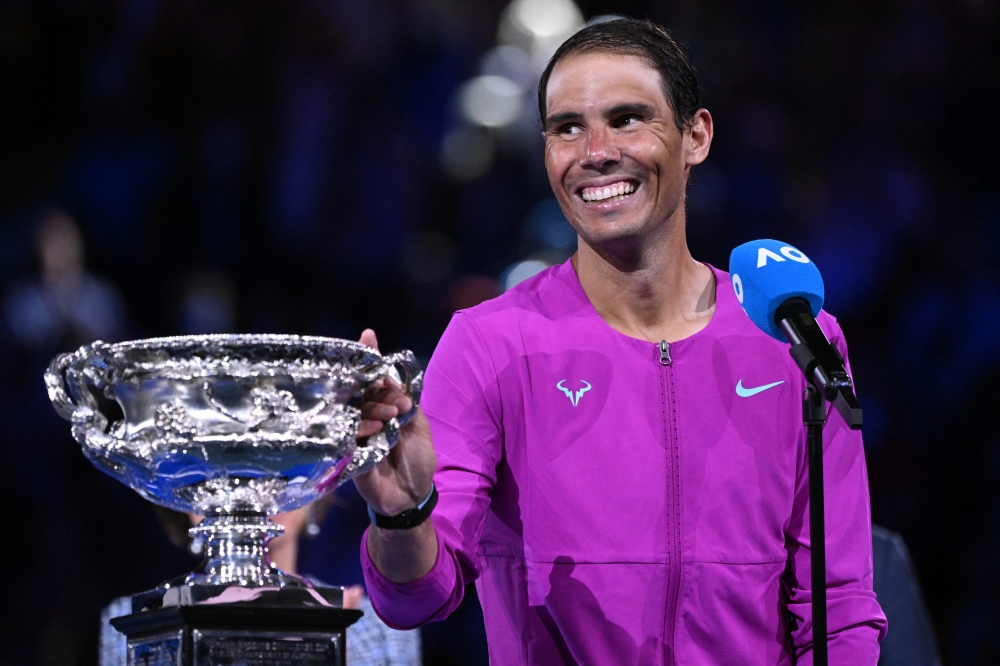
left=728, top=239, right=825, bottom=341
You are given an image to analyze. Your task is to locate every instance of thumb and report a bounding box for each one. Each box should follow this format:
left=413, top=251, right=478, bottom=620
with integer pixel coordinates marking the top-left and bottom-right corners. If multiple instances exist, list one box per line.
left=359, top=328, right=379, bottom=351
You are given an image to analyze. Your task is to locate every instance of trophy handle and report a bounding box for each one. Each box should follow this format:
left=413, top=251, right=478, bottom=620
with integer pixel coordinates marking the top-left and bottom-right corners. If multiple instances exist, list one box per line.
left=380, top=350, right=423, bottom=428
left=344, top=350, right=424, bottom=479
left=44, top=344, right=114, bottom=452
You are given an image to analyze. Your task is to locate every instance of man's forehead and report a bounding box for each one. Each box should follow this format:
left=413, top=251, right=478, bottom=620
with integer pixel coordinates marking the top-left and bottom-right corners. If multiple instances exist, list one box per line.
left=545, top=52, right=667, bottom=112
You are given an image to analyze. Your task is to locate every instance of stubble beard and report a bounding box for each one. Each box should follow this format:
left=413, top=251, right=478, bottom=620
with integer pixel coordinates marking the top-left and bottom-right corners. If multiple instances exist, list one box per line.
left=574, top=195, right=686, bottom=272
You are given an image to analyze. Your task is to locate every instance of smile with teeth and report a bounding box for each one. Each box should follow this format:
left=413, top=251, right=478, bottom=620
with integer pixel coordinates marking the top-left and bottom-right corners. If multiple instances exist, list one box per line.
left=580, top=181, right=637, bottom=203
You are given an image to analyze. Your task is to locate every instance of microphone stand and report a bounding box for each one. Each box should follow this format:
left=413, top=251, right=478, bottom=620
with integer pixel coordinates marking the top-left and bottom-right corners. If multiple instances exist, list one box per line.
left=776, top=298, right=864, bottom=666
left=803, top=386, right=828, bottom=666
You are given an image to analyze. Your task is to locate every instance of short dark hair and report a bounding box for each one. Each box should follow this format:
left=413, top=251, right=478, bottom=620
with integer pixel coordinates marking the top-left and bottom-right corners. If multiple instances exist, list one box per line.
left=537, top=18, right=701, bottom=133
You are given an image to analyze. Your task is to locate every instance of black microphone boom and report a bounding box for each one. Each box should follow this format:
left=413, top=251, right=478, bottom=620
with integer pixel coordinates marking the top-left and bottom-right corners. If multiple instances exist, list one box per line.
left=774, top=298, right=863, bottom=430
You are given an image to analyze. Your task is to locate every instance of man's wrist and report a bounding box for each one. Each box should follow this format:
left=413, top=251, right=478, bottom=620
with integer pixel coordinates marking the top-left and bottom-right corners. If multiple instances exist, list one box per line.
left=367, top=483, right=437, bottom=530
left=364, top=518, right=439, bottom=584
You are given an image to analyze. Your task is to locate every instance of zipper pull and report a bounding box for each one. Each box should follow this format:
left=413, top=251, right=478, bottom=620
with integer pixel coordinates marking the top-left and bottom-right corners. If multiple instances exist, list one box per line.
left=658, top=340, right=672, bottom=366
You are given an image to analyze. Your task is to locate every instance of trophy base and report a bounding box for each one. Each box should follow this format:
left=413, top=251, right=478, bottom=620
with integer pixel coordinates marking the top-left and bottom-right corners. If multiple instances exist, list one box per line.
left=111, top=587, right=362, bottom=666
left=131, top=577, right=319, bottom=614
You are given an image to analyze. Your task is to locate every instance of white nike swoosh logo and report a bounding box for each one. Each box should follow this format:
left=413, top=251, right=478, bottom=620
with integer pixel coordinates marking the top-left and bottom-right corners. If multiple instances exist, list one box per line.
left=735, top=380, right=784, bottom=397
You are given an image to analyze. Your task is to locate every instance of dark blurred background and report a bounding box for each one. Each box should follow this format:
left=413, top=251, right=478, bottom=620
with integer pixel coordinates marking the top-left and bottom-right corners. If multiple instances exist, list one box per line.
left=1, top=0, right=998, bottom=664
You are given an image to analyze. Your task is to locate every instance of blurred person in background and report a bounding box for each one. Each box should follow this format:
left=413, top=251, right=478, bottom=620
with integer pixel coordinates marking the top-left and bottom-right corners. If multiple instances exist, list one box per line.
left=352, top=18, right=885, bottom=665
left=872, top=526, right=942, bottom=666
left=0, top=209, right=133, bottom=665
left=99, top=500, right=422, bottom=666
left=3, top=209, right=126, bottom=351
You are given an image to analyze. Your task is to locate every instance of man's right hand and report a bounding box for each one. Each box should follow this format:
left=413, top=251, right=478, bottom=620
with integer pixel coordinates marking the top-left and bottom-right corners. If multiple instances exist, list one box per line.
left=352, top=329, right=440, bottom=583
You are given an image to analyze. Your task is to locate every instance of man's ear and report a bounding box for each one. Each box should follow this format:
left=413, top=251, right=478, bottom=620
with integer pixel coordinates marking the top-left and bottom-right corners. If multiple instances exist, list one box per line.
left=683, top=109, right=714, bottom=167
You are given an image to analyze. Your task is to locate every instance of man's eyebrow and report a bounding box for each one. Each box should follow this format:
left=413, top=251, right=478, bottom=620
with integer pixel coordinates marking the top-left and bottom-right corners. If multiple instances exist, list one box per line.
left=544, top=111, right=583, bottom=130
left=603, top=102, right=656, bottom=119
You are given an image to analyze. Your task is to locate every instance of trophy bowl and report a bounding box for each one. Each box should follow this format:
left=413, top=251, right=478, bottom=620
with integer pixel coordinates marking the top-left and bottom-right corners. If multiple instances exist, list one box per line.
left=45, top=334, right=421, bottom=600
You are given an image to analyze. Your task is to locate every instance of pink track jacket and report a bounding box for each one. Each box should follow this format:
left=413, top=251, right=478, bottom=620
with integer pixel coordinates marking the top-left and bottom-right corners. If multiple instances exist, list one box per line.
left=362, top=261, right=887, bottom=665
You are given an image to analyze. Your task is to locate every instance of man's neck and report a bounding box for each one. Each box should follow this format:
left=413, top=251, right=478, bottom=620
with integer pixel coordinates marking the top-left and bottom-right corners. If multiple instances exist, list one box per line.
left=573, top=228, right=716, bottom=344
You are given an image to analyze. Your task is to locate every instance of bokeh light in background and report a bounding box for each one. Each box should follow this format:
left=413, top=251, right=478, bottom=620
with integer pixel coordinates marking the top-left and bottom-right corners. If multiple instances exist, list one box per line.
left=459, top=75, right=525, bottom=128
left=499, top=0, right=584, bottom=66
left=0, top=0, right=998, bottom=664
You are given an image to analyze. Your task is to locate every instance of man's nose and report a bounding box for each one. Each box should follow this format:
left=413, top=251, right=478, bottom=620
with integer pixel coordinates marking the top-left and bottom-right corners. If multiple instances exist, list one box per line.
left=581, top=126, right=621, bottom=169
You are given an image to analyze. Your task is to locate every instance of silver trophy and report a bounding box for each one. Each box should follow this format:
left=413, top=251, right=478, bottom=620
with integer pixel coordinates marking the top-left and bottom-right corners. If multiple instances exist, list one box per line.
left=45, top=334, right=422, bottom=665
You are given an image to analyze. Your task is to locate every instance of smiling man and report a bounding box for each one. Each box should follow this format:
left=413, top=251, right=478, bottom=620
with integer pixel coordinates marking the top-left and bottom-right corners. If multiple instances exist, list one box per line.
left=354, top=18, right=886, bottom=665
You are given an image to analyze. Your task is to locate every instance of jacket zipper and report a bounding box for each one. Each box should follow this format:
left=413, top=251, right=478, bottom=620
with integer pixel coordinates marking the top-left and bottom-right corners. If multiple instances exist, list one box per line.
left=657, top=340, right=680, bottom=666
left=659, top=340, right=672, bottom=366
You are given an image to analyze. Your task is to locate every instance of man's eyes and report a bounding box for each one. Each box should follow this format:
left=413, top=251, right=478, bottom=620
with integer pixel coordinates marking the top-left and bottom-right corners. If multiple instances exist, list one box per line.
left=612, top=114, right=643, bottom=128
left=552, top=115, right=643, bottom=135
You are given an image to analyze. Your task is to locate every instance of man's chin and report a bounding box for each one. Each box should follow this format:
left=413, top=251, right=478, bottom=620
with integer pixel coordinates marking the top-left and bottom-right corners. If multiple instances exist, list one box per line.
left=577, top=223, right=648, bottom=254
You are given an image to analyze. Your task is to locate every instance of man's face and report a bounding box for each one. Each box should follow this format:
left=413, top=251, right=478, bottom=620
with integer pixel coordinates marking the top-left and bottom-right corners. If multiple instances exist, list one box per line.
left=543, top=52, right=710, bottom=251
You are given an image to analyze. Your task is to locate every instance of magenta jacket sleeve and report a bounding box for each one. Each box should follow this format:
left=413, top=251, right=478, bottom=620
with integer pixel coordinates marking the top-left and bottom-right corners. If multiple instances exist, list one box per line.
left=361, top=312, right=502, bottom=629
left=783, top=317, right=888, bottom=663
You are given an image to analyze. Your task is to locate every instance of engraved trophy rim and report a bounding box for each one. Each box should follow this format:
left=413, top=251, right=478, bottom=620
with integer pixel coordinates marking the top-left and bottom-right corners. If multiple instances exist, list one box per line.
left=104, top=332, right=378, bottom=354
left=93, top=333, right=385, bottom=378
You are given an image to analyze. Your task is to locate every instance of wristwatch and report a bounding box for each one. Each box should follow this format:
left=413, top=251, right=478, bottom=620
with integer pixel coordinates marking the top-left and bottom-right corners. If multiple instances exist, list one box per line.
left=367, top=483, right=438, bottom=530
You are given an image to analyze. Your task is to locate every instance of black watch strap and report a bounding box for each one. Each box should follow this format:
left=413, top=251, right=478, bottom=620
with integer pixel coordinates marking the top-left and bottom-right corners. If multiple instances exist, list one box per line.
left=367, top=484, right=438, bottom=530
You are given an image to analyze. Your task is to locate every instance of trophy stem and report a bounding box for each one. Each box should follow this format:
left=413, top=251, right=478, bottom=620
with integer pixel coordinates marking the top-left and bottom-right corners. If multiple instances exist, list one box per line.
left=187, top=514, right=308, bottom=588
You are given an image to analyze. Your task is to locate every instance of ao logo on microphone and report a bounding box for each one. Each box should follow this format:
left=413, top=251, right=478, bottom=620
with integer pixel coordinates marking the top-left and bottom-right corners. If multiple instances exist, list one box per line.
left=731, top=245, right=812, bottom=305
left=756, top=246, right=810, bottom=268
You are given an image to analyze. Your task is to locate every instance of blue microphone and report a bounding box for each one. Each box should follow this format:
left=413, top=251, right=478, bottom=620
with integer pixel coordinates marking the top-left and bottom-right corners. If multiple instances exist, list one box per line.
left=729, top=239, right=824, bottom=341
left=729, top=240, right=862, bottom=428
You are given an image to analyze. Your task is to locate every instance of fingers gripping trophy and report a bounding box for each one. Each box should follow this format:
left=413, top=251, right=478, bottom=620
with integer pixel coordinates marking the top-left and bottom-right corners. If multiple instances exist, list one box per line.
left=45, top=333, right=422, bottom=666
